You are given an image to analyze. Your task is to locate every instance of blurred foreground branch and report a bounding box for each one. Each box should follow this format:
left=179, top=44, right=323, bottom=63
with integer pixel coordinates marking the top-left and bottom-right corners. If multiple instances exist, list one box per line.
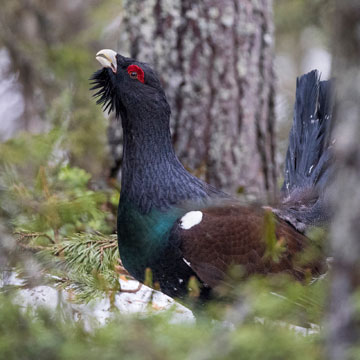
left=327, top=0, right=360, bottom=358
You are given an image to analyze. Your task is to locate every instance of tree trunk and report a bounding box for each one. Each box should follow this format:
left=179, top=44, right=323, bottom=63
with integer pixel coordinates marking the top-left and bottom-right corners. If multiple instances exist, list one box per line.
left=326, top=1, right=360, bottom=358
left=117, top=0, right=276, bottom=198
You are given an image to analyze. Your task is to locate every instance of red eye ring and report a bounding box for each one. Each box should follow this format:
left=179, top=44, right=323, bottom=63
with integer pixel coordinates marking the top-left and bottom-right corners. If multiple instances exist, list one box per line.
left=127, top=64, right=145, bottom=83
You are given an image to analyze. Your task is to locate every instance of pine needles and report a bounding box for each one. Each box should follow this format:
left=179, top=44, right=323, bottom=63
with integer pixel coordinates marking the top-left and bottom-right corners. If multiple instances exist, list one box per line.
left=49, top=233, right=122, bottom=303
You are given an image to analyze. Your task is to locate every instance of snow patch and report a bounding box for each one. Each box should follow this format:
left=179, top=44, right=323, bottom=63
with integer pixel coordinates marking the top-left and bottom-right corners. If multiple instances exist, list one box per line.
left=1, top=271, right=195, bottom=328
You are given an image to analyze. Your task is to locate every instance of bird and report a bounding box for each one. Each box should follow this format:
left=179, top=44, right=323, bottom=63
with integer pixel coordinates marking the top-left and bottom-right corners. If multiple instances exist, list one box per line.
left=91, top=49, right=333, bottom=302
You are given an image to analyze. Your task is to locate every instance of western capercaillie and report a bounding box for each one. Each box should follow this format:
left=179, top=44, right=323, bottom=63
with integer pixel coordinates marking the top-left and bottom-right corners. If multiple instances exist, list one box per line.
left=91, top=49, right=333, bottom=301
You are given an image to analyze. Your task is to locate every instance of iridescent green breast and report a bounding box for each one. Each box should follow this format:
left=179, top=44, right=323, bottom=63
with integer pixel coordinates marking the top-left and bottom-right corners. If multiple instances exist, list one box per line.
left=117, top=201, right=184, bottom=280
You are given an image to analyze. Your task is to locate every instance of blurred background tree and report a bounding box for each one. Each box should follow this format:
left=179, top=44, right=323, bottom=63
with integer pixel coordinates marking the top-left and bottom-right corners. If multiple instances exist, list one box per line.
left=0, top=0, right=334, bottom=196
left=0, top=0, right=334, bottom=190
left=116, top=0, right=276, bottom=197
left=0, top=0, right=120, bottom=176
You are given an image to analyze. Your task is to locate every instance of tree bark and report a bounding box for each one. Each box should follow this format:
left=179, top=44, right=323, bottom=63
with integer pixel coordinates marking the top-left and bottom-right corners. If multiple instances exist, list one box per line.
left=117, top=0, right=276, bottom=198
left=326, top=1, right=360, bottom=358
left=0, top=0, right=99, bottom=134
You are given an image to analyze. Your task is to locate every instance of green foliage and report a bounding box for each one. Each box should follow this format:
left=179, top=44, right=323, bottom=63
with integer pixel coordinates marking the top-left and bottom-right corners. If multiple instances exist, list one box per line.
left=0, top=130, right=121, bottom=303
left=49, top=233, right=120, bottom=303
left=0, top=291, right=325, bottom=360
left=274, top=0, right=334, bottom=38
left=263, top=210, right=286, bottom=262
left=4, top=166, right=113, bottom=237
left=0, top=131, right=116, bottom=239
left=239, top=275, right=326, bottom=326
left=188, top=276, right=201, bottom=298
left=144, top=267, right=154, bottom=288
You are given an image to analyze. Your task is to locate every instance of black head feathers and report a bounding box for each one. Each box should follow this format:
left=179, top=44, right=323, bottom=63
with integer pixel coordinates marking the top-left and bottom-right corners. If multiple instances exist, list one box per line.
left=91, top=51, right=167, bottom=119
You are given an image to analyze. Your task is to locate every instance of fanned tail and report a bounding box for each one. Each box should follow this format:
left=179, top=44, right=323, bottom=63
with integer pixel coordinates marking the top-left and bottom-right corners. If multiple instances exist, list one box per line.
left=275, top=70, right=334, bottom=232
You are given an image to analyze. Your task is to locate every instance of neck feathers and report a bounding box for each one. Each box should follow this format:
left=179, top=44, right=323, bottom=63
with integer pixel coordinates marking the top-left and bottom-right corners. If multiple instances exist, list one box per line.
left=120, top=109, right=223, bottom=213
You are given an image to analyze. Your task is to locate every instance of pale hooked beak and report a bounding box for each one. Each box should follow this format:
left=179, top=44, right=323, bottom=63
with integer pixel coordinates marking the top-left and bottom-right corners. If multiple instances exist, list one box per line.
left=96, top=49, right=117, bottom=73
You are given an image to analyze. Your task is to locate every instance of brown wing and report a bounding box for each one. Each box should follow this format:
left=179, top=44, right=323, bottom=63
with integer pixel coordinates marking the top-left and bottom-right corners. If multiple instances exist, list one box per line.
left=178, top=205, right=322, bottom=288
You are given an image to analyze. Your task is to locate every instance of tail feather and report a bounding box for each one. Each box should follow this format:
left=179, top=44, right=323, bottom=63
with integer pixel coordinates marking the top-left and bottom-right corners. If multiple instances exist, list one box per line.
left=275, top=70, right=334, bottom=232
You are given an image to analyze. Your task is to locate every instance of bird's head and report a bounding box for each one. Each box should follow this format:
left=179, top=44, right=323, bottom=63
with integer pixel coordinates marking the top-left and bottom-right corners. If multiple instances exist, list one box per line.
left=91, top=49, right=170, bottom=122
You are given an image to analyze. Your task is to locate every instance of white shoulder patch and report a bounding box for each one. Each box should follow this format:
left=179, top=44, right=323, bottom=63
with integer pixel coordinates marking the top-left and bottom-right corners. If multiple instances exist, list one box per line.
left=180, top=211, right=203, bottom=230
left=183, top=258, right=191, bottom=267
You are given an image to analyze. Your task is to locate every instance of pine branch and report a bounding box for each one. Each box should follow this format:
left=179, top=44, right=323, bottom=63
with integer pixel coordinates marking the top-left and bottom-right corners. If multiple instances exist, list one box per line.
left=12, top=229, right=141, bottom=303
left=45, top=232, right=139, bottom=303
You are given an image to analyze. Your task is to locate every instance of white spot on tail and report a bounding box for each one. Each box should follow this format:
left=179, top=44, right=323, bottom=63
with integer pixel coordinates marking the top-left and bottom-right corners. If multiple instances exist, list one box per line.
left=180, top=211, right=203, bottom=230
left=183, top=258, right=191, bottom=267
